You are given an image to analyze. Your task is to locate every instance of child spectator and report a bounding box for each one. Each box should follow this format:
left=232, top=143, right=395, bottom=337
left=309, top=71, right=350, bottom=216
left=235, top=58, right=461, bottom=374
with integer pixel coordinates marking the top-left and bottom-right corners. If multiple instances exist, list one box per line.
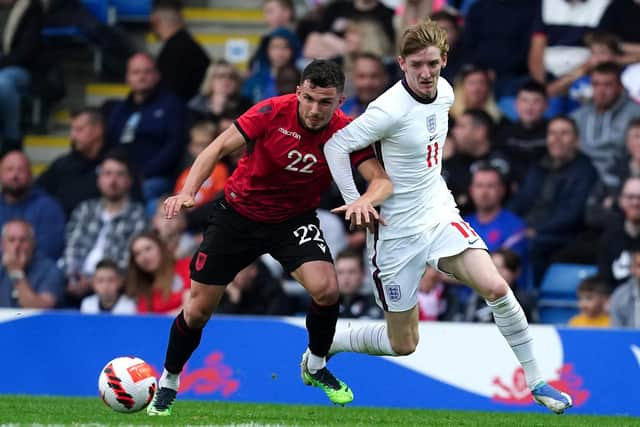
left=126, top=230, right=191, bottom=314
left=568, top=275, right=611, bottom=328
left=80, top=259, right=136, bottom=314
left=174, top=121, right=229, bottom=207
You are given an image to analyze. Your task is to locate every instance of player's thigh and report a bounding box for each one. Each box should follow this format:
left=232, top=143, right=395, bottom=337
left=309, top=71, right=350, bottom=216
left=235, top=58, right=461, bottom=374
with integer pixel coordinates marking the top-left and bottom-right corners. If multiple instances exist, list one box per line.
left=269, top=211, right=335, bottom=295
left=438, top=248, right=508, bottom=300
left=191, top=199, right=265, bottom=286
left=368, top=232, right=429, bottom=313
left=290, top=260, right=338, bottom=304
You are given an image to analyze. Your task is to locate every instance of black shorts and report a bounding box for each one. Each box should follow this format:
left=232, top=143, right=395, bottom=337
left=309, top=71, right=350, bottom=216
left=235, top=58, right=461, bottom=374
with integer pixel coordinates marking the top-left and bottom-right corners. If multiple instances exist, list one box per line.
left=190, top=198, right=333, bottom=285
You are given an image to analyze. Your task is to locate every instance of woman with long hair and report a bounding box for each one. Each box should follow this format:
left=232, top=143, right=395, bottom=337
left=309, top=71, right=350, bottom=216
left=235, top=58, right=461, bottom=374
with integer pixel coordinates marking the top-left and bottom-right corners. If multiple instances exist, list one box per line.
left=126, top=230, right=191, bottom=313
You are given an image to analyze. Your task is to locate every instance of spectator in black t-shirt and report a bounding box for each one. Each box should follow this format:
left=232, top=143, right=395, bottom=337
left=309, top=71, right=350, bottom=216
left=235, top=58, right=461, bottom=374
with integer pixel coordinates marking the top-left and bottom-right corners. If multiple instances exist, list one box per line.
left=150, top=0, right=209, bottom=101
left=495, top=81, right=548, bottom=186
left=598, top=177, right=640, bottom=289
left=444, top=109, right=511, bottom=215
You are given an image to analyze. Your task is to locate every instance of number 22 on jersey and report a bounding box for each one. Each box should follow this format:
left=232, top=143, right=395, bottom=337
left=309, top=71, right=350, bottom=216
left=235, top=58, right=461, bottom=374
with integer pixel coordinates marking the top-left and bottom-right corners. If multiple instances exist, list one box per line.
left=285, top=149, right=318, bottom=174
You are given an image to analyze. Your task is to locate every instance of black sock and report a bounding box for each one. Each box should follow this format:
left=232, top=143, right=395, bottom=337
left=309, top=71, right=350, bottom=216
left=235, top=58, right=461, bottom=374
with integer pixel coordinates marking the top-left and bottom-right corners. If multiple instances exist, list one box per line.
left=164, top=311, right=203, bottom=374
left=305, top=300, right=339, bottom=357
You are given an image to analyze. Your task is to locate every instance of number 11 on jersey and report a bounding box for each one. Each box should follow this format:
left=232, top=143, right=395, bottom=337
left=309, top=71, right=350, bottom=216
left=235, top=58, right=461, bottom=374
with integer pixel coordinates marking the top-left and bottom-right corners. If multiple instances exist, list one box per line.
left=426, top=141, right=439, bottom=168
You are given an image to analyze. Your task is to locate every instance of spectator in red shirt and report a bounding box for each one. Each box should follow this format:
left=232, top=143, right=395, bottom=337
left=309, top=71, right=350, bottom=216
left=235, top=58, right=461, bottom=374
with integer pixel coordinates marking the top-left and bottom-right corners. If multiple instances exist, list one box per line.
left=126, top=230, right=190, bottom=314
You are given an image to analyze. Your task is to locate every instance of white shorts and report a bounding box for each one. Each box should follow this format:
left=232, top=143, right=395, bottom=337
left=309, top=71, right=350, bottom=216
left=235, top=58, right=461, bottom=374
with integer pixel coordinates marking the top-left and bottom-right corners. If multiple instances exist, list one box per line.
left=367, top=213, right=487, bottom=312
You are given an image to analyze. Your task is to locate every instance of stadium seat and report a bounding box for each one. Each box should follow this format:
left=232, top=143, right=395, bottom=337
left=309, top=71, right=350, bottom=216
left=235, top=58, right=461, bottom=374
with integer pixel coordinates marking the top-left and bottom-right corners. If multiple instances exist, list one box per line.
left=110, top=0, right=152, bottom=22
left=537, top=263, right=597, bottom=324
left=539, top=263, right=598, bottom=297
left=538, top=305, right=579, bottom=325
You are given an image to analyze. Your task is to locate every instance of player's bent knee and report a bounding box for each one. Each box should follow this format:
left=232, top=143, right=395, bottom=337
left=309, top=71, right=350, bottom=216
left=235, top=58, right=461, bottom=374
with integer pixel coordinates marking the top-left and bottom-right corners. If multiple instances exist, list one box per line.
left=308, top=277, right=339, bottom=305
left=482, top=281, right=509, bottom=302
left=183, top=294, right=215, bottom=329
left=389, top=332, right=419, bottom=356
left=390, top=339, right=418, bottom=356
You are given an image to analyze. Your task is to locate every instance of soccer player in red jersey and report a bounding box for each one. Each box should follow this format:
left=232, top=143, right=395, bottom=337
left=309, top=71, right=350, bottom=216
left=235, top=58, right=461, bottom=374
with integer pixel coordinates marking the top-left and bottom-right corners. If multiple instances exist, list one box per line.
left=147, top=60, right=392, bottom=415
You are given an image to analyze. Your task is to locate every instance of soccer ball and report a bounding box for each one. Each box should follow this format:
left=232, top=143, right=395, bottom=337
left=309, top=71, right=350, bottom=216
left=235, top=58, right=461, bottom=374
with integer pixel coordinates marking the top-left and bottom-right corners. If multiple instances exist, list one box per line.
left=98, top=356, right=157, bottom=413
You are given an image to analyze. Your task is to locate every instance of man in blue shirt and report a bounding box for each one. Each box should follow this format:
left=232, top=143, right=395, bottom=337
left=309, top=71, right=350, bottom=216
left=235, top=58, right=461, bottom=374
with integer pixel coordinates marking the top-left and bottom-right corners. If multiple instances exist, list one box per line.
left=106, top=53, right=187, bottom=212
left=0, top=151, right=66, bottom=259
left=0, top=219, right=65, bottom=308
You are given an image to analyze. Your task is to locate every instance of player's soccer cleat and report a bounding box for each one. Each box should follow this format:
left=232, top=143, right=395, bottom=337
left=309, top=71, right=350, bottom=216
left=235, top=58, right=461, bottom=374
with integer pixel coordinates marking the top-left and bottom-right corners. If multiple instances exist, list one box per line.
left=146, top=387, right=177, bottom=416
left=300, top=350, right=354, bottom=405
left=531, top=382, right=573, bottom=414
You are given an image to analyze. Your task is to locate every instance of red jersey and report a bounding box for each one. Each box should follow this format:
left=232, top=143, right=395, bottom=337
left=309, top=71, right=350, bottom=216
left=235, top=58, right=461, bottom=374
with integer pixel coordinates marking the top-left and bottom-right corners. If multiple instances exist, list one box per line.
left=228, top=94, right=374, bottom=223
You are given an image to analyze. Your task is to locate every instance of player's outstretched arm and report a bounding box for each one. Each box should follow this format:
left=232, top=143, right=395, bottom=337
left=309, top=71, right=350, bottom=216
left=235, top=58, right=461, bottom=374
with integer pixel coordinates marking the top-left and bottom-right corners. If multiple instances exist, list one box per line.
left=332, top=158, right=393, bottom=232
left=164, top=125, right=246, bottom=219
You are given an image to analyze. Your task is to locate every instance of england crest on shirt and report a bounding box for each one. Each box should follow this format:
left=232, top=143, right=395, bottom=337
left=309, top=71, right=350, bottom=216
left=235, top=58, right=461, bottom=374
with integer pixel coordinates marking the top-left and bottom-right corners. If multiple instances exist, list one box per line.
left=427, top=114, right=437, bottom=133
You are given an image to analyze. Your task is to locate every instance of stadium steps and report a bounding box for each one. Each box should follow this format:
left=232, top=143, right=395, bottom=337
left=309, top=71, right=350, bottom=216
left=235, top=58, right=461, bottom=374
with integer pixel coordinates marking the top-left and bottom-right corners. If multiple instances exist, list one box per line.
left=85, top=83, right=129, bottom=106
left=23, top=134, right=70, bottom=176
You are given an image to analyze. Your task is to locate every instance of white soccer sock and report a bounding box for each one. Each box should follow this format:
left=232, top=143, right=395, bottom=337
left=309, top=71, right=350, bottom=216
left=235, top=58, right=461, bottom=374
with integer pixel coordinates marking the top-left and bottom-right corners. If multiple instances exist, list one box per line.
left=306, top=352, right=326, bottom=373
left=159, top=369, right=180, bottom=391
left=329, top=324, right=397, bottom=356
left=486, top=289, right=544, bottom=389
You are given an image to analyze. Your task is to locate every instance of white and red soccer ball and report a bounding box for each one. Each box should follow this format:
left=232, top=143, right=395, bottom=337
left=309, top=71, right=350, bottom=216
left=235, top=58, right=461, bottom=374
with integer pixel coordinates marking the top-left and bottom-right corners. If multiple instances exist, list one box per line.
left=98, top=356, right=157, bottom=413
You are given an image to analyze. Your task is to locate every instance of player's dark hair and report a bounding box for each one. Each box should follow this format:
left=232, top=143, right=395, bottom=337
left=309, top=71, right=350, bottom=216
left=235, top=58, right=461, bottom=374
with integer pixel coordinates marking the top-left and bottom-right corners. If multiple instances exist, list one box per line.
left=71, top=106, right=104, bottom=126
left=549, top=114, right=579, bottom=137
left=336, top=248, right=365, bottom=270
left=300, top=59, right=345, bottom=93
left=95, top=258, right=123, bottom=276
left=577, top=275, right=611, bottom=296
left=463, top=108, right=494, bottom=132
left=517, top=80, right=547, bottom=99
left=591, top=61, right=622, bottom=79
left=492, top=248, right=520, bottom=272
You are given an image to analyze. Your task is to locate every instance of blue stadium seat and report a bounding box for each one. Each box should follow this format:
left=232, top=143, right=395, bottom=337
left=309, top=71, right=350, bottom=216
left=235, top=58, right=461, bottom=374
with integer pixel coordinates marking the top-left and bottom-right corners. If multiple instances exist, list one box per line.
left=537, top=263, right=598, bottom=325
left=110, top=0, right=152, bottom=22
left=539, top=263, right=598, bottom=297
left=538, top=306, right=579, bottom=325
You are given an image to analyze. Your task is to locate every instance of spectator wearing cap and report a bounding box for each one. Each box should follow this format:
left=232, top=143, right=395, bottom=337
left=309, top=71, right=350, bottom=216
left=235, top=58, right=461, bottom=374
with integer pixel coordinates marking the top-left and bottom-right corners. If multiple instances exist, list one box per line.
left=508, top=115, right=598, bottom=285
left=444, top=109, right=511, bottom=215
left=60, top=149, right=147, bottom=307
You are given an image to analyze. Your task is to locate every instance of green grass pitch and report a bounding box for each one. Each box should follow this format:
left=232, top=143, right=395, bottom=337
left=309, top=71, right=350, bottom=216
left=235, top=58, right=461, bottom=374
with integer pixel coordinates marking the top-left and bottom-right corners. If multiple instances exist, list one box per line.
left=1, top=395, right=639, bottom=426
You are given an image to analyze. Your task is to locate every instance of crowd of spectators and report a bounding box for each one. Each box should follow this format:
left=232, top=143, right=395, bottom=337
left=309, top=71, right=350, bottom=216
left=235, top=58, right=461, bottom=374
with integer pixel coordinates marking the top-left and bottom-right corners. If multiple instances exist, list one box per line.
left=1, top=0, right=640, bottom=328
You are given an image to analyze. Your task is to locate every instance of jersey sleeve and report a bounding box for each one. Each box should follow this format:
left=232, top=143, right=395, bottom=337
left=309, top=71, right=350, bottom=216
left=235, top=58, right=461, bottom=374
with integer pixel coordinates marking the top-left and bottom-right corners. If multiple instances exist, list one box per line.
left=234, top=98, right=274, bottom=143
left=324, top=103, right=396, bottom=203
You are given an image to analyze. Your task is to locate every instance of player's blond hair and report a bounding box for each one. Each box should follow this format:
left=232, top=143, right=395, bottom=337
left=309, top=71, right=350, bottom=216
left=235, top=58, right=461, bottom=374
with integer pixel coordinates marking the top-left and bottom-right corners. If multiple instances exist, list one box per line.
left=399, top=19, right=449, bottom=58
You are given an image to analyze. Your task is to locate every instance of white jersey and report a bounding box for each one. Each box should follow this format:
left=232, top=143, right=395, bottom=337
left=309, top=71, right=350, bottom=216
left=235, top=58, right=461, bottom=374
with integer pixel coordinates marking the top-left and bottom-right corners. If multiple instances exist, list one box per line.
left=325, top=78, right=457, bottom=240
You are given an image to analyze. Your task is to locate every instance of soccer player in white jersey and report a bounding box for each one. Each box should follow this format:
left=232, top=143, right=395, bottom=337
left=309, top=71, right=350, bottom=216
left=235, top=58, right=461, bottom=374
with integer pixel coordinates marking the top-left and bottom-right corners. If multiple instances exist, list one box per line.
left=321, top=19, right=573, bottom=414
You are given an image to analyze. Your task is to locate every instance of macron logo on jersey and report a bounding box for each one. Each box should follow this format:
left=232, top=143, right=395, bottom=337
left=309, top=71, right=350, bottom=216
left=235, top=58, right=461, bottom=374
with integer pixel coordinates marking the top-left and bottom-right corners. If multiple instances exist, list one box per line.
left=278, top=127, right=301, bottom=140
